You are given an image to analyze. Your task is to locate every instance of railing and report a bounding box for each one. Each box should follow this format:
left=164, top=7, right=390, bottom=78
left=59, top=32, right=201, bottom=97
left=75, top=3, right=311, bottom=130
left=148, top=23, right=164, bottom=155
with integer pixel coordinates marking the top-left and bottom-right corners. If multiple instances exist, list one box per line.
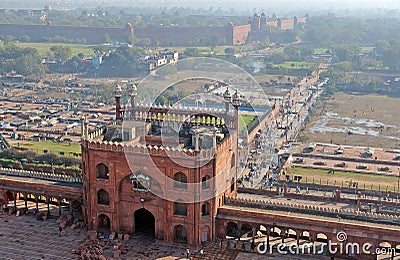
left=0, top=167, right=82, bottom=183
left=225, top=196, right=400, bottom=223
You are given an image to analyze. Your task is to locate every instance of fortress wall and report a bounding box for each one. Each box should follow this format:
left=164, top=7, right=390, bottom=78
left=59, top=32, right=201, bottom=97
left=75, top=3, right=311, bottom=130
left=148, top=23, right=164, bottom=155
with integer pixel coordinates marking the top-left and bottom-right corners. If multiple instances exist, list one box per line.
left=297, top=17, right=308, bottom=24
left=0, top=24, right=130, bottom=44
left=279, top=18, right=295, bottom=30
left=232, top=24, right=251, bottom=45
left=266, top=21, right=278, bottom=27
left=134, top=26, right=232, bottom=46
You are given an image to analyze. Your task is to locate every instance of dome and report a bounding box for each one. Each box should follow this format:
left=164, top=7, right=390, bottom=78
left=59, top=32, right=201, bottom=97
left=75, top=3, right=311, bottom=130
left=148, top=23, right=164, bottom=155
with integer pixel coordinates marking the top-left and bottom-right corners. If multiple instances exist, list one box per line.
left=114, top=84, right=123, bottom=97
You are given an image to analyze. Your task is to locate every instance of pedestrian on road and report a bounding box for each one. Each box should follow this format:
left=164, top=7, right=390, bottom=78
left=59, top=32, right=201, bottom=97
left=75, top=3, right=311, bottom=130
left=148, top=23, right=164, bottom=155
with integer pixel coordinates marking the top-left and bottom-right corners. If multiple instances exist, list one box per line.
left=186, top=248, right=190, bottom=259
left=59, top=226, right=62, bottom=236
left=200, top=249, right=204, bottom=259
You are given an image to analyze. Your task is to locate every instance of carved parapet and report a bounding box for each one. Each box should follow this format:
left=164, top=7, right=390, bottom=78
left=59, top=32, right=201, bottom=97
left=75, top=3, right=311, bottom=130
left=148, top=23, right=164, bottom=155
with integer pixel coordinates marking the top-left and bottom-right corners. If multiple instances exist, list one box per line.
left=83, top=138, right=218, bottom=160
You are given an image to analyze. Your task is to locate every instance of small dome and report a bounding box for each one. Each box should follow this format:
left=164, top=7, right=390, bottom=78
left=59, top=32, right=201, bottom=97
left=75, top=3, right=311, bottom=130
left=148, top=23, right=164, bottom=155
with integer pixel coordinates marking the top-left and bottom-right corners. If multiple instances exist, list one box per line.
left=127, top=83, right=137, bottom=96
left=114, top=84, right=123, bottom=97
left=232, top=89, right=241, bottom=107
left=223, top=87, right=231, bottom=103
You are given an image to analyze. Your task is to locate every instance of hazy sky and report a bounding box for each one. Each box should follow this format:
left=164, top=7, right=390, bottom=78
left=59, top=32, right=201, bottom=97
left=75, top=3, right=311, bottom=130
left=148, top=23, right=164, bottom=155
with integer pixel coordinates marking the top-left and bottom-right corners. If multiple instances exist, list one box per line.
left=101, top=0, right=400, bottom=9
left=4, top=0, right=400, bottom=16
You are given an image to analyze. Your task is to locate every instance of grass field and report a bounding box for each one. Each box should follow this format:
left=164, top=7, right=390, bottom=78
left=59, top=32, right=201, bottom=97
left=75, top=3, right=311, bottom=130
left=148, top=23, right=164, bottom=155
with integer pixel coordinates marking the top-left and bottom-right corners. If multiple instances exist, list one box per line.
left=239, top=114, right=257, bottom=133
left=14, top=42, right=97, bottom=56
left=288, top=167, right=400, bottom=192
left=271, top=61, right=319, bottom=70
left=14, top=141, right=81, bottom=157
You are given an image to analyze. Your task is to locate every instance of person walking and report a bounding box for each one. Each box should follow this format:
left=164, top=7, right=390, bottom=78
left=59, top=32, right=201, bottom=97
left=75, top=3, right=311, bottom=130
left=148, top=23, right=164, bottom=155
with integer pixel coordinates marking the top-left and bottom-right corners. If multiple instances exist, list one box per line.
left=186, top=248, right=190, bottom=259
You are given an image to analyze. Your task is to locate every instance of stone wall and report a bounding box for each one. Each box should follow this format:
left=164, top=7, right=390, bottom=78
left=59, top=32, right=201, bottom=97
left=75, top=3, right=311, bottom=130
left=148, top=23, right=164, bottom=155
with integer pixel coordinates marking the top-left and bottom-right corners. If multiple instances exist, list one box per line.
left=0, top=24, right=131, bottom=44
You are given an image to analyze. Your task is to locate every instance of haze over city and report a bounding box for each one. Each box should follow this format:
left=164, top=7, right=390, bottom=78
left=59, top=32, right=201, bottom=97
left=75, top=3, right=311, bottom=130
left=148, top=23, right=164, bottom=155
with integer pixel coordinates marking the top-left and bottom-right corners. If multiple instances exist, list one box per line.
left=2, top=0, right=400, bottom=16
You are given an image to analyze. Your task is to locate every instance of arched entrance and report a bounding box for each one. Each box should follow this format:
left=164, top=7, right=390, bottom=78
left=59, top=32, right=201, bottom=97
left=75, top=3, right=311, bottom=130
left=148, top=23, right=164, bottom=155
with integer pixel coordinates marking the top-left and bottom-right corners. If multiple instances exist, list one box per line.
left=98, top=214, right=110, bottom=231
left=226, top=222, right=238, bottom=238
left=134, top=208, right=155, bottom=236
left=4, top=191, right=13, bottom=206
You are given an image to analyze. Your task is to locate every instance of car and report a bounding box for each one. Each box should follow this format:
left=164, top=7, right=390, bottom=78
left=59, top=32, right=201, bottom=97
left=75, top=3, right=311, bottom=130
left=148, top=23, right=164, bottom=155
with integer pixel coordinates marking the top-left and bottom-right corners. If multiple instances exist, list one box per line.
left=335, top=147, right=344, bottom=154
left=313, top=161, right=326, bottom=166
left=303, top=146, right=315, bottom=153
left=334, top=162, right=346, bottom=167
left=356, top=165, right=368, bottom=170
left=393, top=155, right=400, bottom=160
left=294, top=157, right=304, bottom=163
left=378, top=167, right=390, bottom=172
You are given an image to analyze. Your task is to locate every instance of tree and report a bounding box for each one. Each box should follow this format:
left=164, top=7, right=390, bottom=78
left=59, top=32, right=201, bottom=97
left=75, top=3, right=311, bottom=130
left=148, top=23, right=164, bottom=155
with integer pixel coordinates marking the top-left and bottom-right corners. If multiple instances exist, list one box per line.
left=50, top=45, right=73, bottom=64
left=183, top=47, right=200, bottom=57
left=224, top=47, right=235, bottom=55
left=375, top=40, right=389, bottom=56
left=383, top=48, right=400, bottom=70
left=103, top=34, right=112, bottom=43
left=4, top=35, right=14, bottom=43
left=207, top=34, right=219, bottom=52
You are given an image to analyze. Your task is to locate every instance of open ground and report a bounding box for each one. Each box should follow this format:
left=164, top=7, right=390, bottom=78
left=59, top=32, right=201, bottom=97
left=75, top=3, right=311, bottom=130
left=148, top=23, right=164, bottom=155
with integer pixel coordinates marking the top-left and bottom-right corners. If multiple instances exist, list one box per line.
left=301, top=92, right=400, bottom=149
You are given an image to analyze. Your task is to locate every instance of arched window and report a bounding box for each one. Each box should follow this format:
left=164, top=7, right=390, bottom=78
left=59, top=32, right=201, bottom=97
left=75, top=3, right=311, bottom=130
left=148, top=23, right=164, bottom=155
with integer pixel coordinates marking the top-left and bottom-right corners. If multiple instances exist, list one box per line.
left=174, top=202, right=187, bottom=216
left=97, top=189, right=109, bottom=205
left=173, top=172, right=187, bottom=189
left=230, top=177, right=235, bottom=192
left=96, top=163, right=109, bottom=179
left=201, top=203, right=210, bottom=216
left=231, top=153, right=235, bottom=168
left=202, top=175, right=210, bottom=189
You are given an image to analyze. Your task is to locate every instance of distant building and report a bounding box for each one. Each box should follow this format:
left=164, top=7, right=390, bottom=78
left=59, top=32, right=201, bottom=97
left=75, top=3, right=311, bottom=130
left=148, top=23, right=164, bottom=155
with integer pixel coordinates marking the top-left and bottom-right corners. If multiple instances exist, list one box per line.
left=141, top=50, right=179, bottom=71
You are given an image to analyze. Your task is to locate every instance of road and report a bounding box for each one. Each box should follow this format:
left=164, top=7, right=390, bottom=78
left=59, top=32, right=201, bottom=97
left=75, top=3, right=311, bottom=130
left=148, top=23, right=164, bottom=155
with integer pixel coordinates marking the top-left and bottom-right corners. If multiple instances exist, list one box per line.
left=239, top=64, right=326, bottom=189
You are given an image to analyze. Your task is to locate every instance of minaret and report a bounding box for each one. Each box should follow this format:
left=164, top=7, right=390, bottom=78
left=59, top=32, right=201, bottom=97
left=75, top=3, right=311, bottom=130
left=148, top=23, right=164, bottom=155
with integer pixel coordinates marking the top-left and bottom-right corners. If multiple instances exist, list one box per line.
left=114, top=84, right=123, bottom=121
left=223, top=87, right=232, bottom=114
left=232, top=89, right=241, bottom=132
left=80, top=116, right=85, bottom=139
left=231, top=89, right=241, bottom=195
left=128, top=83, right=137, bottom=109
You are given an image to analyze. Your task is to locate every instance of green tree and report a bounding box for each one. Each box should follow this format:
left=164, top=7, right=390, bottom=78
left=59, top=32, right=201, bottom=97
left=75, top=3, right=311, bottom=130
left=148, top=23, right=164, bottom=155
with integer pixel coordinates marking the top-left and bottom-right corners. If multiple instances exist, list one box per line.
left=103, top=34, right=112, bottom=43
left=183, top=47, right=200, bottom=57
left=50, top=45, right=73, bottom=64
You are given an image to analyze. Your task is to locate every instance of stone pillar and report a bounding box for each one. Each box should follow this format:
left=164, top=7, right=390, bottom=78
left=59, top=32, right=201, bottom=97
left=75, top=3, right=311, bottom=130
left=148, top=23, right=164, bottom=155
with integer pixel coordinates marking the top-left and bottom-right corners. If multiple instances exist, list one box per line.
left=46, top=197, right=50, bottom=214
left=58, top=198, right=62, bottom=216
left=24, top=192, right=27, bottom=210
left=35, top=195, right=38, bottom=211
left=283, top=183, right=288, bottom=195
left=69, top=200, right=73, bottom=216
left=335, top=189, right=341, bottom=201
left=251, top=227, right=256, bottom=246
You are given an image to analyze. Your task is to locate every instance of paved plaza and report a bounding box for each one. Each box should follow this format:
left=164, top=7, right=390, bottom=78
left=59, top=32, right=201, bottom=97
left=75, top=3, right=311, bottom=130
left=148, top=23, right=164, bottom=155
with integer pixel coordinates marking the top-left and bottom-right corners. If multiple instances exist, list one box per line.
left=0, top=213, right=86, bottom=260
